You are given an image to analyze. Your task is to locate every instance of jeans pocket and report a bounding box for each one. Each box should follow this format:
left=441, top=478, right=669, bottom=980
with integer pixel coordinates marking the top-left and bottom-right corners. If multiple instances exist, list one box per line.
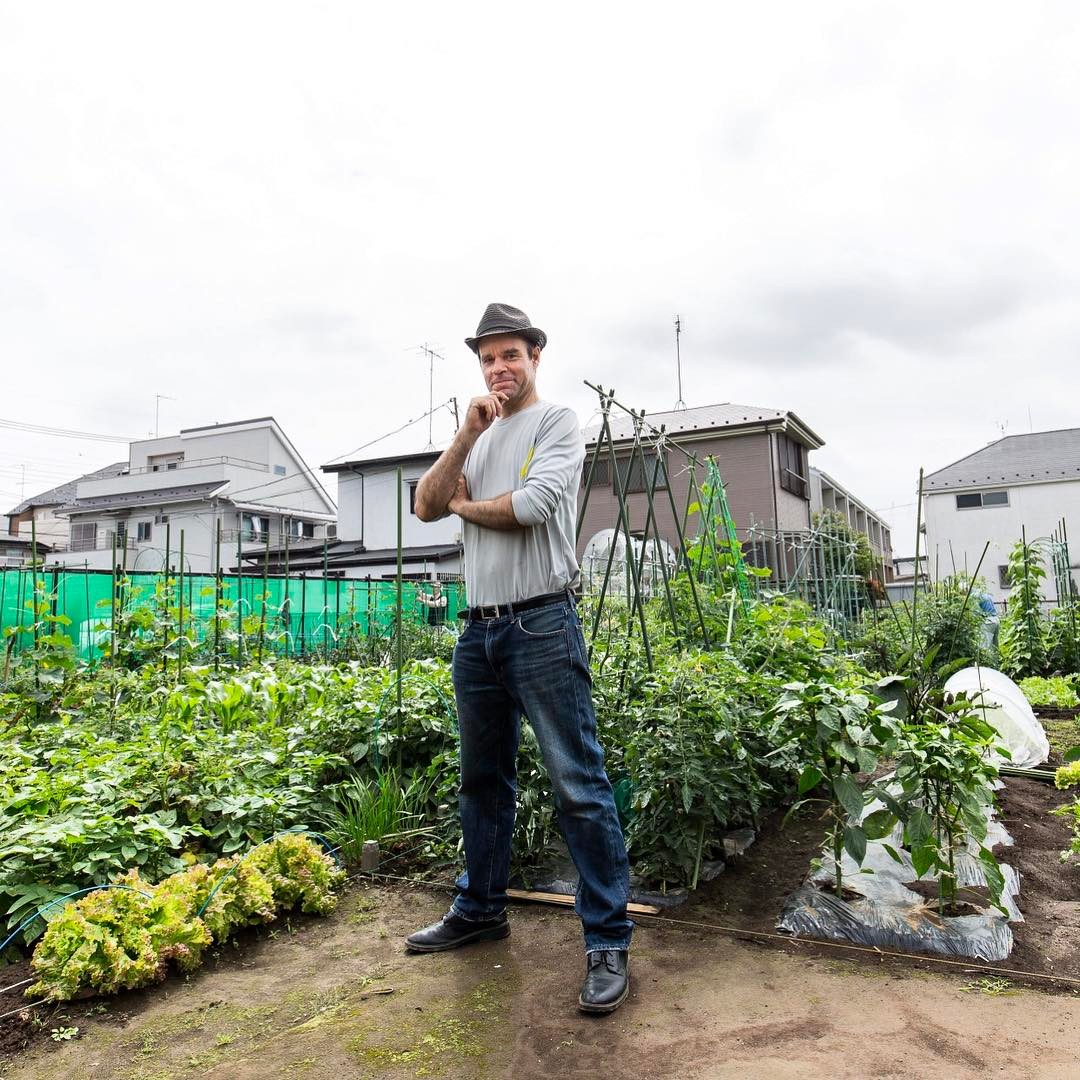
left=514, top=606, right=567, bottom=639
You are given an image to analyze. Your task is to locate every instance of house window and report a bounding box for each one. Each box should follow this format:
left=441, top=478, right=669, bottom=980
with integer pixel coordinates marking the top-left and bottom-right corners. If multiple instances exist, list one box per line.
left=287, top=519, right=315, bottom=539
left=149, top=452, right=184, bottom=473
left=136, top=521, right=152, bottom=543
left=115, top=521, right=128, bottom=547
left=956, top=490, right=1010, bottom=510
left=242, top=513, right=270, bottom=540
left=71, top=522, right=97, bottom=552
left=274, top=465, right=287, bottom=476
left=154, top=513, right=170, bottom=525
left=778, top=435, right=808, bottom=499
left=998, top=565, right=1011, bottom=590
left=582, top=456, right=611, bottom=487
left=409, top=482, right=419, bottom=515
left=622, top=453, right=668, bottom=494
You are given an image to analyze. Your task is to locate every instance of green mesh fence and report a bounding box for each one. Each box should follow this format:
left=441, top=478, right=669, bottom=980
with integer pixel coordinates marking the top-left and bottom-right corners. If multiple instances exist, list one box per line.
left=0, top=568, right=466, bottom=663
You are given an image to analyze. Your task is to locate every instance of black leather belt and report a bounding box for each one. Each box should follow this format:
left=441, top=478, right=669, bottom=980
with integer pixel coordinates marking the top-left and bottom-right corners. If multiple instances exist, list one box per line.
left=458, top=589, right=577, bottom=622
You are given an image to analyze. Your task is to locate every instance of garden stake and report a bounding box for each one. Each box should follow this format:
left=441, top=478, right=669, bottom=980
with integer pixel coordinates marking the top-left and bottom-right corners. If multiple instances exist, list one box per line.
left=396, top=466, right=404, bottom=771
left=214, top=517, right=222, bottom=674
left=300, top=572, right=307, bottom=657
left=258, top=527, right=270, bottom=663
left=162, top=521, right=171, bottom=672
left=910, top=469, right=924, bottom=653
left=628, top=410, right=681, bottom=643
left=177, top=529, right=185, bottom=682
left=236, top=526, right=244, bottom=661
left=655, top=432, right=710, bottom=645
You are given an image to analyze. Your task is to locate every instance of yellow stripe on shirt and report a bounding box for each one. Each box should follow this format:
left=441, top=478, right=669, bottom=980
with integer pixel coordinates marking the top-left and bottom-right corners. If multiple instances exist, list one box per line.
left=519, top=444, right=536, bottom=479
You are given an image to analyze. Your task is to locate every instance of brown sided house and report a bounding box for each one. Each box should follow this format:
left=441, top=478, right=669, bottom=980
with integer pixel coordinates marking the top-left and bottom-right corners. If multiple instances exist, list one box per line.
left=577, top=402, right=823, bottom=563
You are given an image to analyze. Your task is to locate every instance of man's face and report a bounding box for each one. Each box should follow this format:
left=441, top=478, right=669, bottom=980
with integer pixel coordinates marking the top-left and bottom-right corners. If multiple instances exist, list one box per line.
left=477, top=334, right=540, bottom=407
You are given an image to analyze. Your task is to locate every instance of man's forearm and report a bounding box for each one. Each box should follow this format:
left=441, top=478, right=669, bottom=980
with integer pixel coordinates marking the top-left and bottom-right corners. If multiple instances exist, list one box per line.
left=414, top=430, right=475, bottom=521
left=451, top=492, right=520, bottom=530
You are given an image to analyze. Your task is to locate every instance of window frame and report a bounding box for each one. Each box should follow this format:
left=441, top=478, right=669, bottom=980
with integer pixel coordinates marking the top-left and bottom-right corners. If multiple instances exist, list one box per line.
left=955, top=489, right=1010, bottom=510
left=778, top=434, right=808, bottom=500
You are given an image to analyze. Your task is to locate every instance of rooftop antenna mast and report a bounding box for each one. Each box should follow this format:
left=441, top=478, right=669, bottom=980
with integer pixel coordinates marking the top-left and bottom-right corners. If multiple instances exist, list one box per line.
left=154, top=394, right=176, bottom=438
left=674, top=315, right=686, bottom=410
left=419, top=345, right=445, bottom=450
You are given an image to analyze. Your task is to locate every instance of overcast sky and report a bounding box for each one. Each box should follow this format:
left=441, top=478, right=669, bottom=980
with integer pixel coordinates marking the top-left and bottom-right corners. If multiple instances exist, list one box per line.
left=3, top=2, right=1079, bottom=553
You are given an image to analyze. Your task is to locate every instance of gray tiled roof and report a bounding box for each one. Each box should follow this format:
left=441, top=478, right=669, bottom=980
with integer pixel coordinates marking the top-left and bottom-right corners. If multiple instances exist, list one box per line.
left=583, top=402, right=808, bottom=443
left=61, top=481, right=228, bottom=514
left=925, top=428, right=1080, bottom=491
left=6, top=462, right=129, bottom=516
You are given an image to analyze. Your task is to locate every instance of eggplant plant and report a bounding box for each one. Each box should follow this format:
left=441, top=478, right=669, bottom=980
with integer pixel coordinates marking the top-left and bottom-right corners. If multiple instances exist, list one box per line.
left=774, top=679, right=901, bottom=899
left=893, top=695, right=1008, bottom=915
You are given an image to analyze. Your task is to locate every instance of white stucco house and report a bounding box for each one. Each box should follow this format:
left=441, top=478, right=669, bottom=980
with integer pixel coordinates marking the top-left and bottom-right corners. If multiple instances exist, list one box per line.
left=922, top=428, right=1080, bottom=605
left=46, top=417, right=336, bottom=573
left=301, top=450, right=461, bottom=580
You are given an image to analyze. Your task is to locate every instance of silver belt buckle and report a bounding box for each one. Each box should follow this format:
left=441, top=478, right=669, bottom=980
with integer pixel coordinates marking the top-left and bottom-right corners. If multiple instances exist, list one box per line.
left=479, top=603, right=501, bottom=620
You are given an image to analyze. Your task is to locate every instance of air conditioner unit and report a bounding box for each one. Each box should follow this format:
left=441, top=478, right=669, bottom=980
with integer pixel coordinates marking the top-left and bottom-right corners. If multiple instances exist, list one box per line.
left=326, top=524, right=338, bottom=539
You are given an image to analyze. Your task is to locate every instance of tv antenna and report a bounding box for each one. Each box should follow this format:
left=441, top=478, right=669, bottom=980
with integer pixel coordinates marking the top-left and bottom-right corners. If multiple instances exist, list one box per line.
left=154, top=394, right=176, bottom=437
left=674, top=315, right=686, bottom=410
left=419, top=344, right=445, bottom=449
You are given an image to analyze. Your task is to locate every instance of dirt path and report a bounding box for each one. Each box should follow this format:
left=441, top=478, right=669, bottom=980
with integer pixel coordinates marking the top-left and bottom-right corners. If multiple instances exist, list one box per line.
left=6, top=881, right=1080, bottom=1080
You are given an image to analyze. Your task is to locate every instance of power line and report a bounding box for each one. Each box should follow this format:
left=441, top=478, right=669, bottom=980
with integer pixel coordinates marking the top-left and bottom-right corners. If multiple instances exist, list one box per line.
left=0, top=417, right=133, bottom=443
left=323, top=399, right=456, bottom=469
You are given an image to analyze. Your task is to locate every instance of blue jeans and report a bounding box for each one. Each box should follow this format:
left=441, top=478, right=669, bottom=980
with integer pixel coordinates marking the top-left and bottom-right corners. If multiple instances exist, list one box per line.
left=449, top=598, right=633, bottom=953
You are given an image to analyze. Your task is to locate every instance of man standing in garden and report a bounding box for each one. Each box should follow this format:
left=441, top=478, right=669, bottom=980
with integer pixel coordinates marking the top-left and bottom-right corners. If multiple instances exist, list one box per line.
left=406, top=303, right=633, bottom=1014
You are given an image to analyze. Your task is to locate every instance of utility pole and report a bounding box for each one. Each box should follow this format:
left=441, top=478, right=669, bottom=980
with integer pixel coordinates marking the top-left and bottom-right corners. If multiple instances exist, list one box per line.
left=674, top=315, right=686, bottom=410
left=154, top=394, right=176, bottom=438
left=419, top=345, right=445, bottom=449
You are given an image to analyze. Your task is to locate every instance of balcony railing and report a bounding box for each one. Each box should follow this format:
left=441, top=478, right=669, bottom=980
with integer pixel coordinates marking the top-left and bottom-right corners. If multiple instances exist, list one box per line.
left=124, top=455, right=269, bottom=477
left=52, top=534, right=138, bottom=554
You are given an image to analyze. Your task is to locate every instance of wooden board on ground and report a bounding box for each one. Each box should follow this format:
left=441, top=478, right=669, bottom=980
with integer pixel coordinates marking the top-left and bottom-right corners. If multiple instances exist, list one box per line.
left=507, top=887, right=661, bottom=916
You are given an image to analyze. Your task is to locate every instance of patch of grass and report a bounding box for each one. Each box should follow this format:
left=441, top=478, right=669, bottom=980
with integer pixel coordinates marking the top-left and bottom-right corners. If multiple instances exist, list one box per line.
left=349, top=893, right=380, bottom=926
left=1043, top=717, right=1080, bottom=759
left=325, top=769, right=434, bottom=863
left=347, top=979, right=505, bottom=1077
left=959, top=977, right=1016, bottom=996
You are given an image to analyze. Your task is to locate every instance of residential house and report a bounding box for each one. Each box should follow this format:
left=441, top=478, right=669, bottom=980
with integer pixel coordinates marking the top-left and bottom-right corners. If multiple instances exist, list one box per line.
left=923, top=427, right=1080, bottom=604
left=810, top=467, right=894, bottom=574
left=577, top=403, right=891, bottom=582
left=0, top=532, right=50, bottom=569
left=46, top=418, right=336, bottom=573
left=5, top=462, right=129, bottom=548
left=295, top=451, right=462, bottom=580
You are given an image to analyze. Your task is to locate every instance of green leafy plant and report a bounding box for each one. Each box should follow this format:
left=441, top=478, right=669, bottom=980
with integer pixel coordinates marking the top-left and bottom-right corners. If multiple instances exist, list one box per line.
left=773, top=678, right=901, bottom=899
left=324, top=769, right=434, bottom=863
left=26, top=835, right=344, bottom=1001
left=999, top=537, right=1049, bottom=679
left=1019, top=675, right=1079, bottom=710
left=893, top=698, right=1008, bottom=915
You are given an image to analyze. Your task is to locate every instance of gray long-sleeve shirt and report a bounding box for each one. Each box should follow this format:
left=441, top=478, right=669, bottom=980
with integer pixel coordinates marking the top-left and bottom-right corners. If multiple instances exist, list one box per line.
left=461, top=400, right=584, bottom=607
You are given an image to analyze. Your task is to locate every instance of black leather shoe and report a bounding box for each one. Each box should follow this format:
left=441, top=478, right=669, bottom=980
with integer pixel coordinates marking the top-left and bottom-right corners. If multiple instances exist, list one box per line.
left=405, top=911, right=509, bottom=953
left=578, top=949, right=629, bottom=1013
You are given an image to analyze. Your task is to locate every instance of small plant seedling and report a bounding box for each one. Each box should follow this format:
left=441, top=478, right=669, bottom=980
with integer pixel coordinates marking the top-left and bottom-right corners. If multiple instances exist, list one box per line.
left=958, top=977, right=1014, bottom=996
left=49, top=1026, right=79, bottom=1042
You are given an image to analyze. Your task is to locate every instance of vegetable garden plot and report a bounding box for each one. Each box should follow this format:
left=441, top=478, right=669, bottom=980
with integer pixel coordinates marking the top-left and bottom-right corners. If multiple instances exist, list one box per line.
left=778, top=783, right=1021, bottom=962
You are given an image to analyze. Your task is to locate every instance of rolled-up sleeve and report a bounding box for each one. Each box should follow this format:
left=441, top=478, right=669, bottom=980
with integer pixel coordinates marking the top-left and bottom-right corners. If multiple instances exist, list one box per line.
left=510, top=408, right=585, bottom=526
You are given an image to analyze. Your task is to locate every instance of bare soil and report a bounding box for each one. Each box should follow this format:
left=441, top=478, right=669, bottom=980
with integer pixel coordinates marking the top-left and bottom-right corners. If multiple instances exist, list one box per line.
left=2, top=777, right=1079, bottom=1079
